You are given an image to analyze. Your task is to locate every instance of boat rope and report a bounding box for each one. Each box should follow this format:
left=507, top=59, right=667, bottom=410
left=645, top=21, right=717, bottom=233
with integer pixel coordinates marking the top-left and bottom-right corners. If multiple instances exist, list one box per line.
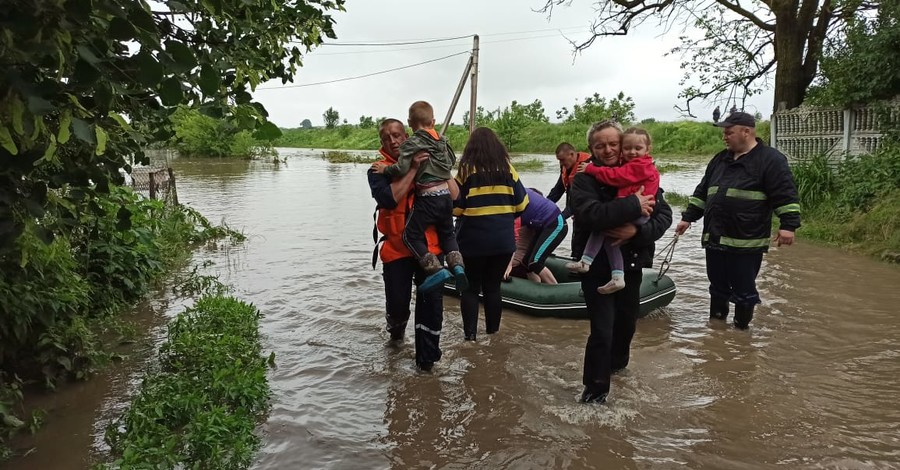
left=654, top=234, right=679, bottom=282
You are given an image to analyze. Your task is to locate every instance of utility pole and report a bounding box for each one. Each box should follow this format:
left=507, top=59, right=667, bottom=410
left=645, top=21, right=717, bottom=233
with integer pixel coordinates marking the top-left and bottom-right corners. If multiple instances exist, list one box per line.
left=439, top=35, right=480, bottom=136
left=468, top=35, right=479, bottom=134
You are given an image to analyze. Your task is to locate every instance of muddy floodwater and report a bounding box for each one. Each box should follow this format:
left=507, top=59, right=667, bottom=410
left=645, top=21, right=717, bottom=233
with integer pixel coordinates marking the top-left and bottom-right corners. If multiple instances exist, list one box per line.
left=8, top=149, right=900, bottom=469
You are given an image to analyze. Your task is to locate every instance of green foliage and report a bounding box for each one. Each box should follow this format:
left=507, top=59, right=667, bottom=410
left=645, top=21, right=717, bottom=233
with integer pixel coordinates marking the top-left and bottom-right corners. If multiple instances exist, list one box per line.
left=492, top=99, right=550, bottom=149
left=300, top=119, right=313, bottom=129
left=277, top=119, right=745, bottom=158
left=358, top=115, right=376, bottom=129
left=511, top=158, right=545, bottom=172
left=0, top=187, right=244, bottom=457
left=170, top=108, right=274, bottom=159
left=808, top=0, right=900, bottom=107
left=556, top=92, right=636, bottom=125
left=323, top=107, right=340, bottom=129
left=792, top=144, right=900, bottom=259
left=0, top=0, right=343, bottom=252
left=321, top=150, right=379, bottom=164
left=103, top=295, right=272, bottom=470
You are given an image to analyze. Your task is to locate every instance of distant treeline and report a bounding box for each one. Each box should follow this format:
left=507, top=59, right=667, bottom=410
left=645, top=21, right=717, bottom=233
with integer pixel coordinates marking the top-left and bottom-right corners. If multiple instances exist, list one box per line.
left=275, top=120, right=771, bottom=157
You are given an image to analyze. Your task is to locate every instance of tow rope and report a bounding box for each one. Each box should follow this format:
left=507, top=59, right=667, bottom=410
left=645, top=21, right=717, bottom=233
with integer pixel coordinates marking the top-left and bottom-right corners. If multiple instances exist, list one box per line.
left=654, top=234, right=679, bottom=282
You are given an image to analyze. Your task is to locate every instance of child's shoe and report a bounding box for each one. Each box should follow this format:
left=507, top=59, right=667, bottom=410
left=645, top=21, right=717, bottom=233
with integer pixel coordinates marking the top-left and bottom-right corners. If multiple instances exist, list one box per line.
left=419, top=269, right=452, bottom=293
left=446, top=251, right=469, bottom=291
left=597, top=271, right=625, bottom=294
left=565, top=260, right=591, bottom=274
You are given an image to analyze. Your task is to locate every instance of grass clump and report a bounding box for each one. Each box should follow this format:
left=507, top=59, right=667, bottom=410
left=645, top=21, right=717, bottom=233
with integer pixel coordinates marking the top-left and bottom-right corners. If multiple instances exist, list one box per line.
left=321, top=150, right=379, bottom=164
left=102, top=295, right=272, bottom=470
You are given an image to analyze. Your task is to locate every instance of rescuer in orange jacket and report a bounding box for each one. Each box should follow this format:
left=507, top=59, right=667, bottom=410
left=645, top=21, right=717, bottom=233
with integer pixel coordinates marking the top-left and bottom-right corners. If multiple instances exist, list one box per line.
left=367, top=118, right=444, bottom=371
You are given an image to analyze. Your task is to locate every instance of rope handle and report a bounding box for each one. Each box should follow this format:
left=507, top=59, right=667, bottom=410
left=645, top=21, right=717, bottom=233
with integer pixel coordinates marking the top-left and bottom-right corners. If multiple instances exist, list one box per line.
left=654, top=233, right=679, bottom=282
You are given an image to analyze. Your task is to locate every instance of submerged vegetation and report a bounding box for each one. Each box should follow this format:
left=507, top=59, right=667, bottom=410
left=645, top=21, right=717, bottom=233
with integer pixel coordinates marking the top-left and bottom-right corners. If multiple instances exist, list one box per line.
left=103, top=294, right=271, bottom=469
left=321, top=150, right=379, bottom=164
left=0, top=189, right=245, bottom=458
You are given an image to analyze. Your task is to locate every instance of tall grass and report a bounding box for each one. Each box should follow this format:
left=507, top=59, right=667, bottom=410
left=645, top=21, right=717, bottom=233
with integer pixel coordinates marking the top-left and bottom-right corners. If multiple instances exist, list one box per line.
left=791, top=145, right=900, bottom=260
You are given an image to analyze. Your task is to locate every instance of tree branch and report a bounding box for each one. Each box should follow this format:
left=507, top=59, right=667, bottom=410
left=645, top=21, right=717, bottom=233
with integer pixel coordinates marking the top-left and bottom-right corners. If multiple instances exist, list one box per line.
left=713, top=0, right=776, bottom=31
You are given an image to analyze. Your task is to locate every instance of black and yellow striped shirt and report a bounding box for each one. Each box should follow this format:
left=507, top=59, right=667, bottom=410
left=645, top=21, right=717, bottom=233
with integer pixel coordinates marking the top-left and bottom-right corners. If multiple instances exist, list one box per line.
left=454, top=164, right=529, bottom=256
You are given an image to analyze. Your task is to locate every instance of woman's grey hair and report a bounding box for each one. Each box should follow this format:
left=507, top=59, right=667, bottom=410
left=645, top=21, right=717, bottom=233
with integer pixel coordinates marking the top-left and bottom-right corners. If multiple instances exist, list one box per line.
left=586, top=120, right=624, bottom=146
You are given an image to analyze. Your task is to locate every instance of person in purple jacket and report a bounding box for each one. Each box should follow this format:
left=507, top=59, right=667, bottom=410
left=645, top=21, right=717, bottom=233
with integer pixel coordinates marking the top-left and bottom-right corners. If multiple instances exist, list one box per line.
left=505, top=188, right=569, bottom=282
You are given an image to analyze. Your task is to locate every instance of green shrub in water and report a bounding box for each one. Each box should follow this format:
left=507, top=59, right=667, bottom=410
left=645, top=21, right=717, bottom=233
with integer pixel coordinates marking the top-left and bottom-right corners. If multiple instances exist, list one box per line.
left=103, top=295, right=272, bottom=470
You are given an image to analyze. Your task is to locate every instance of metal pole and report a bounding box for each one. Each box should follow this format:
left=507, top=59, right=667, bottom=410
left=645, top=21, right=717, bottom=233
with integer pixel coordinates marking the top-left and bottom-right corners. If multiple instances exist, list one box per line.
left=439, top=55, right=473, bottom=136
left=468, top=35, right=479, bottom=134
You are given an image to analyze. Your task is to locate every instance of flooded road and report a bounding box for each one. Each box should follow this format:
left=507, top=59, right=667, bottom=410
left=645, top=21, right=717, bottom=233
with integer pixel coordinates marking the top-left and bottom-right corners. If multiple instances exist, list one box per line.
left=8, top=150, right=900, bottom=469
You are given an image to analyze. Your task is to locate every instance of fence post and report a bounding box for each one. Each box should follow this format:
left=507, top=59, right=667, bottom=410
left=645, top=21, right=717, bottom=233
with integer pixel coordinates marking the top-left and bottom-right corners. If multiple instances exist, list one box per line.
left=149, top=172, right=157, bottom=199
left=167, top=167, right=179, bottom=205
left=842, top=109, right=852, bottom=155
left=770, top=112, right=777, bottom=150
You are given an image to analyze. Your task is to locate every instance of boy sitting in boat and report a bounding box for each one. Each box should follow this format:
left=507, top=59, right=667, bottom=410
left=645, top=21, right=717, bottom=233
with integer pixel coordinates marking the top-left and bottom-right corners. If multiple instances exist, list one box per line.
left=372, top=101, right=467, bottom=292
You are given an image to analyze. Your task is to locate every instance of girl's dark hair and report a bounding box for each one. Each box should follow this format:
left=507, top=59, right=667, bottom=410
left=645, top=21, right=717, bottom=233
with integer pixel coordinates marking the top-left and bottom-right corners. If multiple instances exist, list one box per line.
left=458, top=127, right=511, bottom=184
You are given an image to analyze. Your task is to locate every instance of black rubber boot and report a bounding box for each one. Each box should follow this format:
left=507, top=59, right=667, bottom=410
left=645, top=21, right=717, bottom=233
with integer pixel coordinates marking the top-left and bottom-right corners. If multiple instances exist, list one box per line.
left=733, top=304, right=755, bottom=330
left=710, top=296, right=729, bottom=321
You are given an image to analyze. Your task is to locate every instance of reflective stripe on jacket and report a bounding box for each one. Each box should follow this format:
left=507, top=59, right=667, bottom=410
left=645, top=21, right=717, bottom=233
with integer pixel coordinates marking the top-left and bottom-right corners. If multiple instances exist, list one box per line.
left=682, top=139, right=801, bottom=253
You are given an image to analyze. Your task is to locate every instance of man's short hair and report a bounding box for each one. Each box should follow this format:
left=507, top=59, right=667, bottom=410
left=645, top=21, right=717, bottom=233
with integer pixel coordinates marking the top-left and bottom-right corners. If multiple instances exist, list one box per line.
left=408, top=101, right=434, bottom=127
left=555, top=142, right=576, bottom=155
left=378, top=118, right=404, bottom=136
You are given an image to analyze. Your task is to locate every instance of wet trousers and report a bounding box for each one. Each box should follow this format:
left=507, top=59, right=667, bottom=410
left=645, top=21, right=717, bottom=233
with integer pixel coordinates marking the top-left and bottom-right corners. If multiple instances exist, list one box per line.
left=705, top=249, right=763, bottom=306
left=460, top=254, right=510, bottom=337
left=581, top=268, right=642, bottom=396
left=383, top=257, right=443, bottom=364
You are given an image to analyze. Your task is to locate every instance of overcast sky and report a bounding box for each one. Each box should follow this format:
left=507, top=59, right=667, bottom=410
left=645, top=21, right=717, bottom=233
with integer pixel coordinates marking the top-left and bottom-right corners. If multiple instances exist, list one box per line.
left=252, top=0, right=775, bottom=128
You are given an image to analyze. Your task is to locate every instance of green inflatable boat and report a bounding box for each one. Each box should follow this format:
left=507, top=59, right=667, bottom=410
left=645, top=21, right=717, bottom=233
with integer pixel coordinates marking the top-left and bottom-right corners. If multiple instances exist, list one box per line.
left=442, top=255, right=676, bottom=319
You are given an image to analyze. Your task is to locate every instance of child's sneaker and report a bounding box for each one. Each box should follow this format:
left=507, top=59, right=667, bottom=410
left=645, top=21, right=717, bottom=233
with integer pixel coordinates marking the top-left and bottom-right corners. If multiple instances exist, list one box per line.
left=419, top=269, right=452, bottom=293
left=597, top=271, right=625, bottom=294
left=565, top=261, right=590, bottom=274
left=446, top=251, right=468, bottom=291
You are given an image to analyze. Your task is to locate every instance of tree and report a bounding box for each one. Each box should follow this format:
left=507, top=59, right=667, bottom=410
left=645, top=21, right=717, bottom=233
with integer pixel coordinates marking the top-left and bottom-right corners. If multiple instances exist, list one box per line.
left=0, top=0, right=343, bottom=250
left=490, top=99, right=550, bottom=150
left=300, top=119, right=313, bottom=129
left=557, top=92, right=636, bottom=124
left=359, top=115, right=375, bottom=129
left=539, top=0, right=869, bottom=112
left=809, top=0, right=900, bottom=107
left=323, top=107, right=340, bottom=129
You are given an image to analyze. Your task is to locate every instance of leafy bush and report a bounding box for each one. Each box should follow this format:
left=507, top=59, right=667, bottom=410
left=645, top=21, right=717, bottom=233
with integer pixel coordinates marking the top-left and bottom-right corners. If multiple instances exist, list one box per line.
left=103, top=295, right=271, bottom=470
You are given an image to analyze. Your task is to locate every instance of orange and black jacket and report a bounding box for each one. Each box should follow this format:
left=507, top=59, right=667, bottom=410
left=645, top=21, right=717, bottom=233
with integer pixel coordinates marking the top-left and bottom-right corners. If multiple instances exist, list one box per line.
left=547, top=151, right=592, bottom=218
left=368, top=148, right=441, bottom=267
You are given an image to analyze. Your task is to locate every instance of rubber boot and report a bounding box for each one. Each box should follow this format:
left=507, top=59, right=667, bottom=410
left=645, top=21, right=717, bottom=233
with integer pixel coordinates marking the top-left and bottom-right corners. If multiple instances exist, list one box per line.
left=710, top=296, right=729, bottom=321
left=446, top=251, right=468, bottom=292
left=733, top=304, right=755, bottom=330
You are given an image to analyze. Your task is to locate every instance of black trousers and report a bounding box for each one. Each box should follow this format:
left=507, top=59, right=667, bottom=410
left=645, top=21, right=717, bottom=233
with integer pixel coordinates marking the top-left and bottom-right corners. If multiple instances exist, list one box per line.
left=460, top=253, right=510, bottom=337
left=705, top=249, right=763, bottom=306
left=383, top=257, right=443, bottom=364
left=582, top=268, right=642, bottom=396
left=403, top=193, right=458, bottom=261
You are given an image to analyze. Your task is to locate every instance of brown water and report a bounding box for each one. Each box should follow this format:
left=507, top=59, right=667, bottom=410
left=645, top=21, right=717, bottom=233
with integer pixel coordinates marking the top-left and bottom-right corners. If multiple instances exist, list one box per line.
left=7, top=150, right=900, bottom=469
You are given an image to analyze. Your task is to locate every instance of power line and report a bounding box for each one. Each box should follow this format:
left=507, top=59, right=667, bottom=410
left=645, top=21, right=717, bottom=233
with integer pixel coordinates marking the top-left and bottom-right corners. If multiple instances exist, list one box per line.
left=313, top=25, right=587, bottom=48
left=256, top=51, right=470, bottom=90
left=320, top=34, right=473, bottom=47
left=311, top=27, right=588, bottom=56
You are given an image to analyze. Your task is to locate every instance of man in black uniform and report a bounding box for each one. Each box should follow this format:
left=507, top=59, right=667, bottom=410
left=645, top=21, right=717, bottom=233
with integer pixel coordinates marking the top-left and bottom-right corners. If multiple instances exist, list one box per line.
left=675, top=112, right=801, bottom=329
